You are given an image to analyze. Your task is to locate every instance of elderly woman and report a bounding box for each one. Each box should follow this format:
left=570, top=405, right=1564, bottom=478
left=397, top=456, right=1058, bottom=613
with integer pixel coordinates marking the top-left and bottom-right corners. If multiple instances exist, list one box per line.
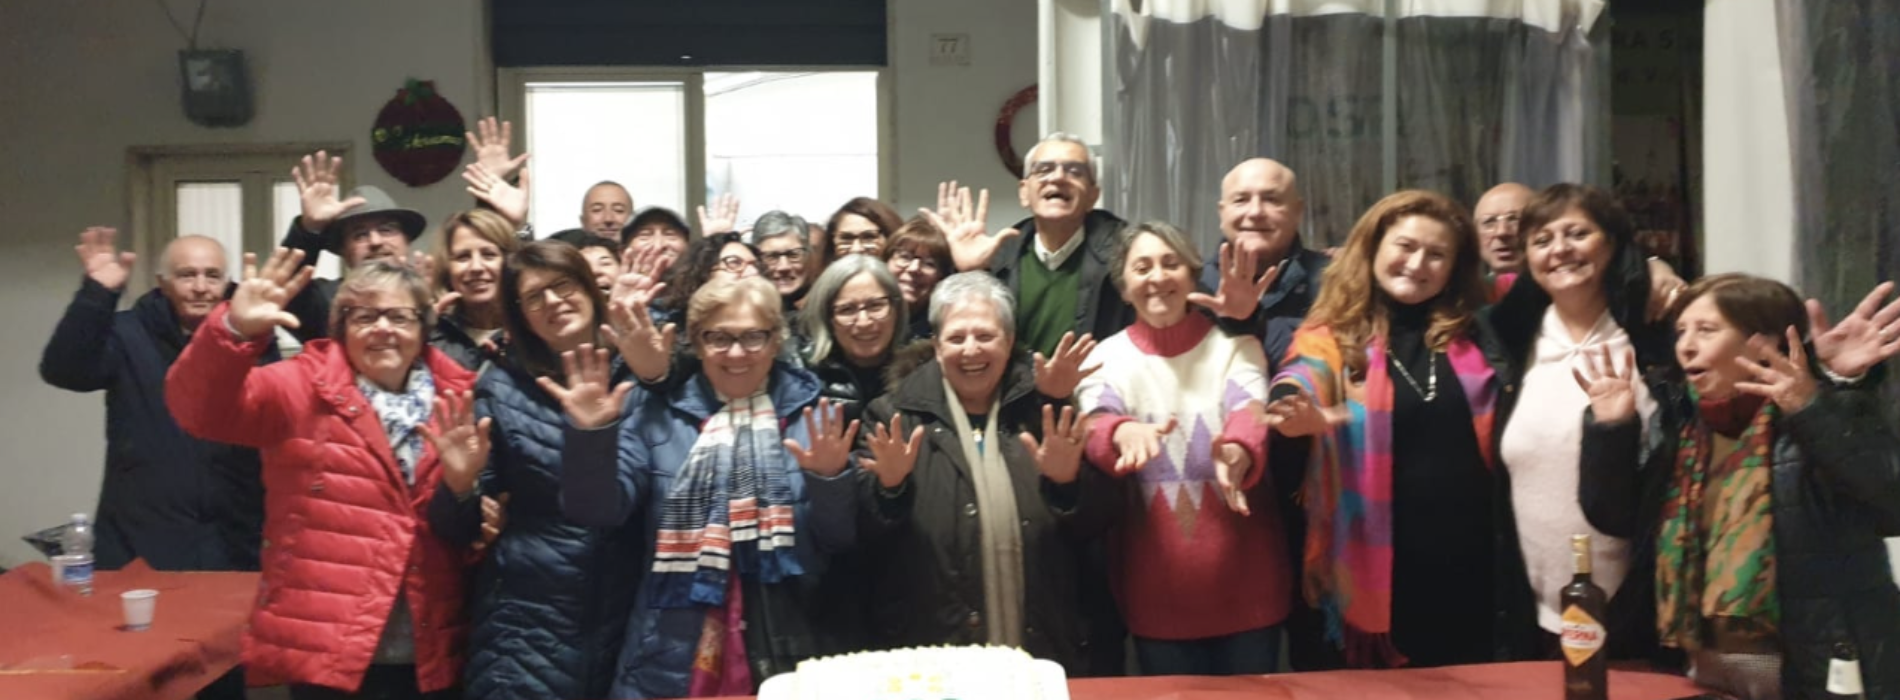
left=430, top=208, right=521, bottom=371
left=553, top=276, right=860, bottom=698
left=753, top=211, right=816, bottom=309
left=1071, top=221, right=1286, bottom=675
left=424, top=241, right=644, bottom=700
left=823, top=197, right=903, bottom=263
left=167, top=252, right=481, bottom=698
left=845, top=271, right=1114, bottom=675
left=1267, top=190, right=1511, bottom=669
left=798, top=254, right=910, bottom=423
left=1575, top=273, right=1900, bottom=699
left=881, top=217, right=953, bottom=341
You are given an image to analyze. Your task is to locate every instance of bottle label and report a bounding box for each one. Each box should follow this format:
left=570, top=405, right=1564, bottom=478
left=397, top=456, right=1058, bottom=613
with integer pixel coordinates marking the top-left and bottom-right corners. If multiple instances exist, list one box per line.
left=1560, top=604, right=1605, bottom=666
left=59, top=555, right=93, bottom=587
left=1827, top=656, right=1864, bottom=695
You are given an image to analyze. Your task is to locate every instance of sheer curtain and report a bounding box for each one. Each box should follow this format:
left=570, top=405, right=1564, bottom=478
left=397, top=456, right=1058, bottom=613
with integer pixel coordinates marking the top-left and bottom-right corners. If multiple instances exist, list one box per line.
left=1776, top=0, right=1900, bottom=404
left=1107, top=0, right=1608, bottom=250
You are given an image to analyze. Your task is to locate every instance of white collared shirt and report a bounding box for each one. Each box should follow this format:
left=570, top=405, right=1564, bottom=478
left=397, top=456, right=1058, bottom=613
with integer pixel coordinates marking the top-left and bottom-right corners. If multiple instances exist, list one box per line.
left=1033, top=224, right=1087, bottom=270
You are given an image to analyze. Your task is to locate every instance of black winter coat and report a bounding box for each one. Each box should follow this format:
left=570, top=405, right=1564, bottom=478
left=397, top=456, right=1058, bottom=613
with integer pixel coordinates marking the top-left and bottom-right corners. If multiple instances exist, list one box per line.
left=39, top=279, right=271, bottom=571
left=427, top=363, right=646, bottom=700
left=987, top=210, right=1132, bottom=348
left=849, top=357, right=1119, bottom=675
left=1581, top=385, right=1900, bottom=699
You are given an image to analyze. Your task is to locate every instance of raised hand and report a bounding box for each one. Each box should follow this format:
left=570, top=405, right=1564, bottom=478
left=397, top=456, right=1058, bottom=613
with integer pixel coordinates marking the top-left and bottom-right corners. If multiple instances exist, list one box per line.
left=1033, top=332, right=1102, bottom=399
left=229, top=248, right=315, bottom=338
left=1645, top=258, right=1689, bottom=323
left=418, top=390, right=493, bottom=497
left=865, top=413, right=925, bottom=489
left=922, top=182, right=1019, bottom=272
left=1018, top=405, right=1086, bottom=485
left=1263, top=389, right=1345, bottom=438
left=1187, top=242, right=1282, bottom=321
left=1808, top=282, right=1900, bottom=379
left=464, top=162, right=530, bottom=227
left=74, top=226, right=136, bottom=290
left=474, top=492, right=510, bottom=553
left=290, top=151, right=367, bottom=232
left=1110, top=416, right=1178, bottom=475
left=697, top=193, right=741, bottom=235
left=600, top=298, right=676, bottom=383
left=619, top=242, right=676, bottom=283
left=466, top=117, right=528, bottom=182
left=1212, top=441, right=1252, bottom=515
left=536, top=344, right=634, bottom=429
left=784, top=398, right=861, bottom=478
left=1735, top=327, right=1820, bottom=413
left=1570, top=345, right=1639, bottom=424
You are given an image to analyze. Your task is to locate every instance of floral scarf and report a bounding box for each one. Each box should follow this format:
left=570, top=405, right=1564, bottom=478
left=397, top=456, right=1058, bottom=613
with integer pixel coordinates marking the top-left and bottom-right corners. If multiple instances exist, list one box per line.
left=355, top=366, right=434, bottom=486
left=1274, top=325, right=1497, bottom=667
left=1657, top=393, right=1780, bottom=653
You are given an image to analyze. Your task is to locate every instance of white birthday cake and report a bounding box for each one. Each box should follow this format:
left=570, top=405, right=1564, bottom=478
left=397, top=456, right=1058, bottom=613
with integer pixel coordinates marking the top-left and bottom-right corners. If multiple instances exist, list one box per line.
left=761, top=645, right=1067, bottom=700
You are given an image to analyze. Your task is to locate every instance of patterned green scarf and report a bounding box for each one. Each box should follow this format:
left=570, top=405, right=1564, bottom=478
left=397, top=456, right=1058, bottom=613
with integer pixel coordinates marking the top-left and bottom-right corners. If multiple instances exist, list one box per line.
left=1656, top=393, right=1780, bottom=653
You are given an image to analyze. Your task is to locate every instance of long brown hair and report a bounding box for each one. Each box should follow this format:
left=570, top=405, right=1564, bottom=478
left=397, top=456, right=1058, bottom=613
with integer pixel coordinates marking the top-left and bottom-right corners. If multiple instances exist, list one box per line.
left=501, top=241, right=609, bottom=379
left=1302, top=190, right=1489, bottom=374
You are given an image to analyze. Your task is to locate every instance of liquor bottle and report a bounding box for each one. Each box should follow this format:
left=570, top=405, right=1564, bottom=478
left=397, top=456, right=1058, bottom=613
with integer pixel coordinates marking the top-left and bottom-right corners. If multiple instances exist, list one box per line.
left=1561, top=534, right=1608, bottom=700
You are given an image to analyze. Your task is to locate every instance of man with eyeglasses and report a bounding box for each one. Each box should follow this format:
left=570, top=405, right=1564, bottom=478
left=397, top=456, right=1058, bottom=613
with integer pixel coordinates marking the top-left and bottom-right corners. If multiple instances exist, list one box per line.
left=752, top=210, right=817, bottom=311
left=40, top=229, right=274, bottom=700
left=278, top=151, right=428, bottom=342
left=1473, top=182, right=1532, bottom=279
left=934, top=133, right=1131, bottom=359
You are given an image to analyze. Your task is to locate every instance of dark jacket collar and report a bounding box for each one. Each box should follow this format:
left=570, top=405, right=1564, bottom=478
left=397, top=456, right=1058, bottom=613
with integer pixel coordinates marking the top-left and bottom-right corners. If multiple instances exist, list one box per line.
left=1002, top=210, right=1125, bottom=266
left=889, top=352, right=1038, bottom=423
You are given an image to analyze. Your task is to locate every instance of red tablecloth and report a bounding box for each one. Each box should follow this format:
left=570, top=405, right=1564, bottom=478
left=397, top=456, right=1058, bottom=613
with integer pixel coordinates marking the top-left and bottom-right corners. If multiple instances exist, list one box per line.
left=0, top=561, right=258, bottom=700
left=709, top=661, right=1709, bottom=700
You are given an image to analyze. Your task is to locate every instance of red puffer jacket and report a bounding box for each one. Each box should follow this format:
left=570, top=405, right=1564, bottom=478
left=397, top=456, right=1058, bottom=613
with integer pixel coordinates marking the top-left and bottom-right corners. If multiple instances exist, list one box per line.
left=166, top=304, right=475, bottom=692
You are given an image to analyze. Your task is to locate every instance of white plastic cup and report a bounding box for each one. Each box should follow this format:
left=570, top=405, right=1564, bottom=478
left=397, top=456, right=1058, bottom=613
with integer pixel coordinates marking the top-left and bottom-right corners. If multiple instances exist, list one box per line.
left=120, top=589, right=158, bottom=631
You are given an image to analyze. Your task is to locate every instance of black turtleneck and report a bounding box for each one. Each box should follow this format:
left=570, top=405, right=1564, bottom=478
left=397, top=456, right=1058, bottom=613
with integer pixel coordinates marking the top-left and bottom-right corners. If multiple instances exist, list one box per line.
left=1385, top=301, right=1496, bottom=667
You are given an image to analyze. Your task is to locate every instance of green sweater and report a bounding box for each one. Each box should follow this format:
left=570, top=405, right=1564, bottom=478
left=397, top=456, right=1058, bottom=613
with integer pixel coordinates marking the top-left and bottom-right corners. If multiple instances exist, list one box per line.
left=1015, top=247, right=1083, bottom=356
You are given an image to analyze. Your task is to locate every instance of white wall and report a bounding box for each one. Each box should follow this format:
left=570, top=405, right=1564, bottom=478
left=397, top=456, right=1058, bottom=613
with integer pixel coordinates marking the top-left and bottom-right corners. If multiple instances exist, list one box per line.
left=0, top=0, right=1036, bottom=567
left=1701, top=0, right=1796, bottom=282
left=0, top=0, right=486, bottom=567
left=888, top=0, right=1038, bottom=230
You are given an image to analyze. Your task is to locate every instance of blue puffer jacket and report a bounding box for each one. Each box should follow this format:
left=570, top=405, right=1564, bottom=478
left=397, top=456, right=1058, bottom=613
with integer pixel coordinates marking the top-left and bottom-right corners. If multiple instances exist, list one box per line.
left=427, top=363, right=646, bottom=700
left=561, top=361, right=859, bottom=699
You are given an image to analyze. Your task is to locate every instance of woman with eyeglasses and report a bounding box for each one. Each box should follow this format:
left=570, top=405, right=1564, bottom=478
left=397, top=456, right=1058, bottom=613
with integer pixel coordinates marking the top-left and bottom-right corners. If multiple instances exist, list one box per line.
left=881, top=217, right=954, bottom=341
left=823, top=197, right=903, bottom=266
left=653, top=231, right=764, bottom=329
left=421, top=240, right=649, bottom=700
left=167, top=253, right=482, bottom=698
left=798, top=255, right=911, bottom=426
left=553, top=275, right=861, bottom=697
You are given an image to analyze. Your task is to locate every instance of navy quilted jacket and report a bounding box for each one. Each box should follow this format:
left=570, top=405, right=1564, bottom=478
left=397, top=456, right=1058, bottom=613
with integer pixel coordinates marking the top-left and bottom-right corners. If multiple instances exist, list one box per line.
left=428, top=362, right=646, bottom=700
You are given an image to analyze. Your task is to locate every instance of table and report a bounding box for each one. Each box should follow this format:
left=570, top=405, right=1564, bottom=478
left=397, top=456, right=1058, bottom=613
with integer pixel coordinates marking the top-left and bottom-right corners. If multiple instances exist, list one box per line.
left=720, top=661, right=1710, bottom=700
left=0, top=560, right=258, bottom=700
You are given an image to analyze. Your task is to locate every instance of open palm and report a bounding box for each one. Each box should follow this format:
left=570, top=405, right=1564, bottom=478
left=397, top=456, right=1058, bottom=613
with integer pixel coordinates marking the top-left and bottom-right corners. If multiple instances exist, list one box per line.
left=537, top=344, right=634, bottom=429
left=1571, top=345, right=1637, bottom=425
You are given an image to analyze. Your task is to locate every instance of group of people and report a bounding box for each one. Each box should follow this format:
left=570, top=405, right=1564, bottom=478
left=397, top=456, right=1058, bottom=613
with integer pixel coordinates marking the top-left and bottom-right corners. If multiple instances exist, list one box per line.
left=40, top=119, right=1900, bottom=700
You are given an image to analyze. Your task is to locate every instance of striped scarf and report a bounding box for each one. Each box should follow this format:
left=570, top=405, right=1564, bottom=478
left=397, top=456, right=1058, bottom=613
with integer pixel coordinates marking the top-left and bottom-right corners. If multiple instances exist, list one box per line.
left=1275, top=326, right=1497, bottom=667
left=648, top=388, right=803, bottom=609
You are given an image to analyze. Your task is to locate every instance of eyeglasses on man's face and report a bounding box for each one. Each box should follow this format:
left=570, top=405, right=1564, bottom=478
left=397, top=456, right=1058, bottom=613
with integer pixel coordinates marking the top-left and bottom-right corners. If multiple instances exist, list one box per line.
left=1027, top=160, right=1092, bottom=182
left=1479, top=213, right=1522, bottom=232
left=761, top=247, right=809, bottom=266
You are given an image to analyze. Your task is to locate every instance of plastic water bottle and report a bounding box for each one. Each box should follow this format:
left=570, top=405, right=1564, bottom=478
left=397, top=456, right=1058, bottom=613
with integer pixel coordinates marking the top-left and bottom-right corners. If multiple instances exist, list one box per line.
left=60, top=513, right=94, bottom=596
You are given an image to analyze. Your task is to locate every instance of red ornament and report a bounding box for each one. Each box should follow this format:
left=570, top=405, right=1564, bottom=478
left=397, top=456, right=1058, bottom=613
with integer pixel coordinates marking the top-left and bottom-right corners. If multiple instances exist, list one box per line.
left=371, top=79, right=467, bottom=187
left=995, top=85, right=1038, bottom=179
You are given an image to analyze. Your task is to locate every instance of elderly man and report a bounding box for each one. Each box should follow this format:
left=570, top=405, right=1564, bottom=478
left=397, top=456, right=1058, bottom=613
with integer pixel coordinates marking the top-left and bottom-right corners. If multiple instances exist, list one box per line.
left=937, top=133, right=1130, bottom=357
left=41, top=229, right=272, bottom=574
left=579, top=181, right=634, bottom=238
left=1193, top=158, right=1332, bottom=367
left=1473, top=182, right=1532, bottom=278
left=278, top=152, right=427, bottom=342
left=753, top=210, right=816, bottom=309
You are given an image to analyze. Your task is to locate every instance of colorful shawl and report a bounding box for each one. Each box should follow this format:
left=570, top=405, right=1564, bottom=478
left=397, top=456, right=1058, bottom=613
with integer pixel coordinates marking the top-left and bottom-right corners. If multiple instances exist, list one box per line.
left=1656, top=395, right=1780, bottom=653
left=648, top=388, right=803, bottom=609
left=1274, top=325, right=1498, bottom=667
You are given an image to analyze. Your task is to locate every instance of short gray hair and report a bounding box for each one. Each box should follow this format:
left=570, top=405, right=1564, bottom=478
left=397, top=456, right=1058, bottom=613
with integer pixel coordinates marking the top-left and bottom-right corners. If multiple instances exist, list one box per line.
left=928, top=271, right=1016, bottom=335
left=1024, top=132, right=1097, bottom=182
left=329, top=259, right=437, bottom=340
left=800, top=255, right=908, bottom=363
left=1109, top=221, right=1206, bottom=293
left=751, top=210, right=811, bottom=248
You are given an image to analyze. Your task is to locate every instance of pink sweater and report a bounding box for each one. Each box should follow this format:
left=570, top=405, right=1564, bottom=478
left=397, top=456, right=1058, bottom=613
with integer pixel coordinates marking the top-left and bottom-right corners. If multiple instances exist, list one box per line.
left=1075, top=313, right=1291, bottom=640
